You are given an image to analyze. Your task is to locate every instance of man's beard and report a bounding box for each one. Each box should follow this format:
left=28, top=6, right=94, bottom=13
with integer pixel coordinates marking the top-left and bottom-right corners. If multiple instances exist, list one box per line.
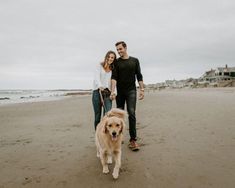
left=119, top=53, right=124, bottom=57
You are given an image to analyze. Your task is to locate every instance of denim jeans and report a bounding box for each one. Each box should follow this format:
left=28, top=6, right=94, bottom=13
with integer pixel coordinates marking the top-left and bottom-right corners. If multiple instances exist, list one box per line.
left=116, top=89, right=137, bottom=141
left=92, top=89, right=112, bottom=130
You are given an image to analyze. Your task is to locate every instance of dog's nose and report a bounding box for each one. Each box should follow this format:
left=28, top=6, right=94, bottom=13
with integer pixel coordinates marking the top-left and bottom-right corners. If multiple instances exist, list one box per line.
left=112, top=132, right=117, bottom=136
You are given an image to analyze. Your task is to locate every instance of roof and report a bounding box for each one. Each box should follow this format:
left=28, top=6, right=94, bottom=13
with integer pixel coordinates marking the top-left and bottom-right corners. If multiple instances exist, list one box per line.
left=216, top=66, right=235, bottom=72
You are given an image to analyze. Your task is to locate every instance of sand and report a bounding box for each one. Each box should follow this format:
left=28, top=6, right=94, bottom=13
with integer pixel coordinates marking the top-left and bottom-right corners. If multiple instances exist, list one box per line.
left=0, top=88, right=235, bottom=188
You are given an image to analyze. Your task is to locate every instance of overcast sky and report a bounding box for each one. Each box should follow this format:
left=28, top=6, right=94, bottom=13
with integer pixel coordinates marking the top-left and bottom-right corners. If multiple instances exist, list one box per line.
left=1, top=0, right=235, bottom=89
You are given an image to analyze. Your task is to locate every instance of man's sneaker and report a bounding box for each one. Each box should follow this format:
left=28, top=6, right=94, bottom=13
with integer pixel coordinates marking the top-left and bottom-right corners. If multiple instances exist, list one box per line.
left=128, top=140, right=140, bottom=151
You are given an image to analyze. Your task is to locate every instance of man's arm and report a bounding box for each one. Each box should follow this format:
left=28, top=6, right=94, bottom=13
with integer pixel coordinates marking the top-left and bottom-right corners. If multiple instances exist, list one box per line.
left=110, top=79, right=117, bottom=100
left=138, top=81, right=144, bottom=100
left=135, top=59, right=144, bottom=100
left=138, top=81, right=144, bottom=90
left=110, top=61, right=118, bottom=100
left=111, top=79, right=117, bottom=93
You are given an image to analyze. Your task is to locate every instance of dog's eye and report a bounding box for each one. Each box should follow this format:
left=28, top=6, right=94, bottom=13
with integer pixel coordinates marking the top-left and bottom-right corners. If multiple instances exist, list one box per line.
left=108, top=124, right=112, bottom=127
left=116, top=124, right=120, bottom=127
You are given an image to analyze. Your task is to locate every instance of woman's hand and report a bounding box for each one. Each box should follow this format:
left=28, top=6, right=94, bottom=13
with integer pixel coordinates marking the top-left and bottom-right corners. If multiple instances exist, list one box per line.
left=99, top=87, right=104, bottom=91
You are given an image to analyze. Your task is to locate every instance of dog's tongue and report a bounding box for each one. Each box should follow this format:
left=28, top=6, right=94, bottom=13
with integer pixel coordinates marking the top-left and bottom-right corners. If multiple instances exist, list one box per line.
left=112, top=135, right=117, bottom=141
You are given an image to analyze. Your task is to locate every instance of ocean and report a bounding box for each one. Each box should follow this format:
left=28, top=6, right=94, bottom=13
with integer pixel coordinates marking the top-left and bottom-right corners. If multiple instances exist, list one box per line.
left=0, top=90, right=91, bottom=106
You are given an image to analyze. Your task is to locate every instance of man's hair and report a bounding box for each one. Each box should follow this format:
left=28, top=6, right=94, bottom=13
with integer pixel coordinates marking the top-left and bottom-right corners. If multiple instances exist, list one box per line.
left=115, top=41, right=127, bottom=48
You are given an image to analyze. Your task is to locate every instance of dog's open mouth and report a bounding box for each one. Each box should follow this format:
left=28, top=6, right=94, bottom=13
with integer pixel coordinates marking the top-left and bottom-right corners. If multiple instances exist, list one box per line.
left=111, top=135, right=118, bottom=141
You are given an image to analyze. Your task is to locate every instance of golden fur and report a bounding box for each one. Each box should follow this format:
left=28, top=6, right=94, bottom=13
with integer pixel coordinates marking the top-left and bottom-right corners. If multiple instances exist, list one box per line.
left=95, top=108, right=126, bottom=179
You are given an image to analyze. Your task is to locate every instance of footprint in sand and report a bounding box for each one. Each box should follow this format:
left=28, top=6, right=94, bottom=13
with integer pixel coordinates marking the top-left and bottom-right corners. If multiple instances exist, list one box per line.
left=0, top=138, right=32, bottom=147
left=57, top=180, right=67, bottom=186
left=22, top=176, right=41, bottom=185
left=71, top=124, right=82, bottom=128
left=22, top=177, right=32, bottom=185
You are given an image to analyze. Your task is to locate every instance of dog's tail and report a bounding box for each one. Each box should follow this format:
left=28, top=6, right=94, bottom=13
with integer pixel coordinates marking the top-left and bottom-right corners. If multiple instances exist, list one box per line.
left=107, top=108, right=127, bottom=119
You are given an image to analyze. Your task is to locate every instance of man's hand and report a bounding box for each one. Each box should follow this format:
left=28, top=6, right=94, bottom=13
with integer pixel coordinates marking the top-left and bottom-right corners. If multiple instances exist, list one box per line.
left=139, top=89, right=144, bottom=100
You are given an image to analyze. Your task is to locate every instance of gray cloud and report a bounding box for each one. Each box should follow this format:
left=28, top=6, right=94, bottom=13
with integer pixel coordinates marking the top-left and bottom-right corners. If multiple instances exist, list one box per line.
left=1, top=0, right=235, bottom=89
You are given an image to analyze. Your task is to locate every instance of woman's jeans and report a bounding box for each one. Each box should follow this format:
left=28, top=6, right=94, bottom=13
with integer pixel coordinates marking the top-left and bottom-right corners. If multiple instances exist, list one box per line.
left=116, top=89, right=137, bottom=141
left=92, top=89, right=112, bottom=130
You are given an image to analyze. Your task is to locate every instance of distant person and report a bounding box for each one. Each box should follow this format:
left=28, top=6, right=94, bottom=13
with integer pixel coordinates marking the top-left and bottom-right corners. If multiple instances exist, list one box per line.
left=92, top=51, right=116, bottom=130
left=110, top=41, right=144, bottom=151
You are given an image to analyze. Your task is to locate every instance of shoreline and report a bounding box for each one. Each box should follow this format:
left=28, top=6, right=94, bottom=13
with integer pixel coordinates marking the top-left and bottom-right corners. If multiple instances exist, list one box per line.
left=1, top=87, right=235, bottom=107
left=0, top=90, right=92, bottom=106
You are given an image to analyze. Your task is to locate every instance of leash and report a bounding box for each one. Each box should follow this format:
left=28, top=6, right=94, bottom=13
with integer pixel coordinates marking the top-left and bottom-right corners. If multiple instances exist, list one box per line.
left=99, top=89, right=107, bottom=114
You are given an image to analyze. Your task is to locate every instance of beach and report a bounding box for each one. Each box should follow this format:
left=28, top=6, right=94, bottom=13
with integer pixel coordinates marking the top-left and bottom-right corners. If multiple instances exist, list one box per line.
left=0, top=88, right=235, bottom=188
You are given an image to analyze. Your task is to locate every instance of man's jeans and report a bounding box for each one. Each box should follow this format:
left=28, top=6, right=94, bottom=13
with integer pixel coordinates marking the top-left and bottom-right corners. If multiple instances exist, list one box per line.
left=92, top=89, right=112, bottom=130
left=116, top=89, right=137, bottom=141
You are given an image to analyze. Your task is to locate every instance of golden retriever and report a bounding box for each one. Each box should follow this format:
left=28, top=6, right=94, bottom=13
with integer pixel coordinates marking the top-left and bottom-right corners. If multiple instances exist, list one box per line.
left=95, top=108, right=126, bottom=179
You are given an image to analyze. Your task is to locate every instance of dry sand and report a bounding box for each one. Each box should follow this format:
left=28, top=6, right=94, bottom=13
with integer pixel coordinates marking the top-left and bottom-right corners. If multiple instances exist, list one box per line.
left=0, top=88, right=235, bottom=188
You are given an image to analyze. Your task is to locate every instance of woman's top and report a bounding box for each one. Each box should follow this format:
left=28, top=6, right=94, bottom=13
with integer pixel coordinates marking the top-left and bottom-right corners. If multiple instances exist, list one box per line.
left=93, top=63, right=112, bottom=90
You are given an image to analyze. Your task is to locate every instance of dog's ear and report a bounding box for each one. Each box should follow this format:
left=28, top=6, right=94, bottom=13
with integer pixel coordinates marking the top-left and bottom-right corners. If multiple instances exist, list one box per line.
left=119, top=120, right=125, bottom=134
left=102, top=120, right=108, bottom=134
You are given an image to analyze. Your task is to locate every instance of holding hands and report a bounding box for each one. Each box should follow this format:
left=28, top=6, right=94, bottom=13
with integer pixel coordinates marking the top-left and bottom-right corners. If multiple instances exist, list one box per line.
left=110, top=92, right=116, bottom=100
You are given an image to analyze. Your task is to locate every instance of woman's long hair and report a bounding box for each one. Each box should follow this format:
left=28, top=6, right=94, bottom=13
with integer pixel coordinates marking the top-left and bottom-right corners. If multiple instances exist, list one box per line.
left=101, top=51, right=116, bottom=70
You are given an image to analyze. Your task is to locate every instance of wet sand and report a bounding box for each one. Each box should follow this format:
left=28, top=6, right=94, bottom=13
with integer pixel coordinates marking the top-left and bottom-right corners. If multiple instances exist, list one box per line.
left=0, top=88, right=235, bottom=188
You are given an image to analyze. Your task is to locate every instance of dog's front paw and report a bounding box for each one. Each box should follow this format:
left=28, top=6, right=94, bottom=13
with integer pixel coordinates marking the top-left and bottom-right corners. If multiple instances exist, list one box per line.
left=103, top=166, right=109, bottom=174
left=112, top=169, right=119, bottom=179
left=112, top=172, right=119, bottom=179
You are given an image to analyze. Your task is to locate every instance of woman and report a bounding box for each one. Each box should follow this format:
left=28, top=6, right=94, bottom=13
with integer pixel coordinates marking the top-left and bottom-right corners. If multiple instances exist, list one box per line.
left=92, top=50, right=116, bottom=130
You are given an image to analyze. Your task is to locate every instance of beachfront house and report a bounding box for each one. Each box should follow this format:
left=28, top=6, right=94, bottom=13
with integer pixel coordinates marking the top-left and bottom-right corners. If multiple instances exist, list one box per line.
left=215, top=64, right=235, bottom=81
left=199, top=65, right=235, bottom=87
left=199, top=69, right=216, bottom=83
left=184, top=78, right=198, bottom=87
left=165, top=80, right=185, bottom=88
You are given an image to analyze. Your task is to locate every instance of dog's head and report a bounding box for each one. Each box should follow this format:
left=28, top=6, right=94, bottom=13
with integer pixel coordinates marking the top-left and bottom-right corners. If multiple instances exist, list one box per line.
left=106, top=108, right=127, bottom=119
left=103, top=116, right=125, bottom=141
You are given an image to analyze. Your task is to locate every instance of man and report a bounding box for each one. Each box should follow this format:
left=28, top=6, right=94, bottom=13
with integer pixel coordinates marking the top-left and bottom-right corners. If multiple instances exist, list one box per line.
left=110, top=41, right=144, bottom=151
